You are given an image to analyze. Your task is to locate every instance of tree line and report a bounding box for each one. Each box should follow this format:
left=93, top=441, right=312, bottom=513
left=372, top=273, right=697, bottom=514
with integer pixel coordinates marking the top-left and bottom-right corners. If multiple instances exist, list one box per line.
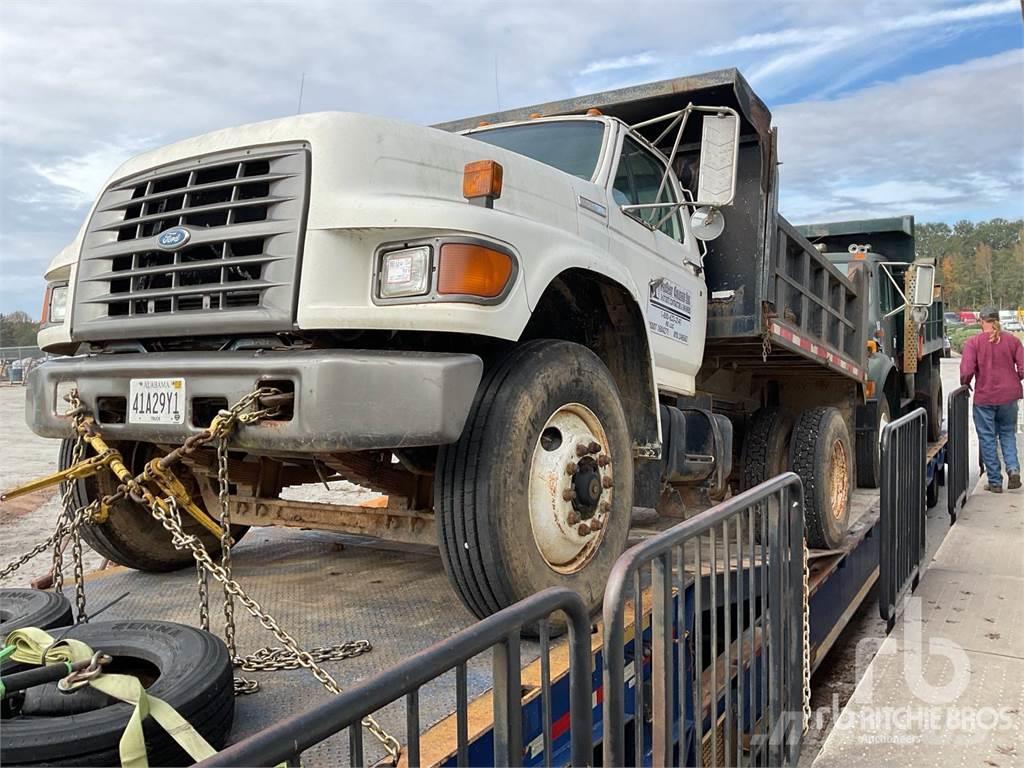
left=0, top=311, right=39, bottom=347
left=916, top=218, right=1024, bottom=311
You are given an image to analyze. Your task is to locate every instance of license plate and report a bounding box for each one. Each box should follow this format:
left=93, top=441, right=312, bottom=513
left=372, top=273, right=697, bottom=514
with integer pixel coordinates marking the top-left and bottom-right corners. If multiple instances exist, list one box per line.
left=129, top=378, right=186, bottom=424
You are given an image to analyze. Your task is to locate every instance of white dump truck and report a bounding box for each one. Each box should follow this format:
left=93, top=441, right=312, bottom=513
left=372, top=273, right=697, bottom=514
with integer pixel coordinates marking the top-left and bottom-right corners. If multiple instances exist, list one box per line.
left=27, top=69, right=935, bottom=622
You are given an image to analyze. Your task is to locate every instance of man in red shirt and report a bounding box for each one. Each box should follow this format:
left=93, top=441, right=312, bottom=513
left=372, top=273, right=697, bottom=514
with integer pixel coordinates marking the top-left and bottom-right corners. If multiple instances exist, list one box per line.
left=960, top=307, right=1024, bottom=492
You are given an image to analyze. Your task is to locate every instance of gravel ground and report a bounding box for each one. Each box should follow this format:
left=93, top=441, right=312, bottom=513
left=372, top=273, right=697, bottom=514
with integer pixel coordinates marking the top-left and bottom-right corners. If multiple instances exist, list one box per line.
left=0, top=383, right=106, bottom=585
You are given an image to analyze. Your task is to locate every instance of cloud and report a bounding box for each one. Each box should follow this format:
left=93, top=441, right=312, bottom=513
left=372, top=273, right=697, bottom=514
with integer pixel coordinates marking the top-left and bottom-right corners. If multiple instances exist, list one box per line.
left=696, top=0, right=1021, bottom=94
left=704, top=0, right=1018, bottom=56
left=776, top=49, right=1024, bottom=222
left=21, top=141, right=150, bottom=208
left=0, top=0, right=1020, bottom=316
left=580, top=52, right=658, bottom=76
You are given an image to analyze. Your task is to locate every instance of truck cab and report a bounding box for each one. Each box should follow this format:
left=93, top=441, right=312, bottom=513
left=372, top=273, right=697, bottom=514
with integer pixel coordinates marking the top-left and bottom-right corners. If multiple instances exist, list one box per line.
left=462, top=113, right=709, bottom=395
left=797, top=216, right=947, bottom=483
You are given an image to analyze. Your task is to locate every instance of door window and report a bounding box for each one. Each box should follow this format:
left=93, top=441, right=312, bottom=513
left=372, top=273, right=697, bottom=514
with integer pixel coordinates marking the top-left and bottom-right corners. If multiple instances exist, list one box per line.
left=612, top=137, right=683, bottom=242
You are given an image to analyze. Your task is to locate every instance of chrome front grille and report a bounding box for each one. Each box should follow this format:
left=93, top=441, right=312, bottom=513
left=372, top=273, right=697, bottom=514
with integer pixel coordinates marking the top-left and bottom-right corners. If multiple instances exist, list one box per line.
left=73, top=143, right=309, bottom=340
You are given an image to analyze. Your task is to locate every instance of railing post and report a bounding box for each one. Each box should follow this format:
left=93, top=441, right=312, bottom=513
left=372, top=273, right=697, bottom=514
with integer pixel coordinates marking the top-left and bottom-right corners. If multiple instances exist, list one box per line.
left=947, top=385, right=971, bottom=524
left=492, top=631, right=522, bottom=768
left=652, top=552, right=674, bottom=767
left=602, top=474, right=806, bottom=768
left=602, top=571, right=628, bottom=767
left=879, top=408, right=927, bottom=631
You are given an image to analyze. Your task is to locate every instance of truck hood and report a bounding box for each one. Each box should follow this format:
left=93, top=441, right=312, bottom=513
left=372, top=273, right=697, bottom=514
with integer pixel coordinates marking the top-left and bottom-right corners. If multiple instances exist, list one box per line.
left=100, top=111, right=581, bottom=236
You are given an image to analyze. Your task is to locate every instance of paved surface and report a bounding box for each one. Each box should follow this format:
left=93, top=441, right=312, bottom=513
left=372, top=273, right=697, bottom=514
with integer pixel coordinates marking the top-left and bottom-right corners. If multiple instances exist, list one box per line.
left=798, top=357, right=981, bottom=763
left=812, top=472, right=1024, bottom=768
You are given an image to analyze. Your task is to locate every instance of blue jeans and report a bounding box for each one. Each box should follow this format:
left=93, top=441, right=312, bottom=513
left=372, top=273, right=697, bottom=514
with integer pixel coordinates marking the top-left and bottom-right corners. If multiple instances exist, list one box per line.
left=974, top=401, right=1021, bottom=487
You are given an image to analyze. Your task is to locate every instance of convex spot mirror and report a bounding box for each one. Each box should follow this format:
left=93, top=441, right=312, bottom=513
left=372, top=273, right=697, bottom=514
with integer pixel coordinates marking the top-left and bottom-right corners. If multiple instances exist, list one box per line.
left=690, top=206, right=725, bottom=241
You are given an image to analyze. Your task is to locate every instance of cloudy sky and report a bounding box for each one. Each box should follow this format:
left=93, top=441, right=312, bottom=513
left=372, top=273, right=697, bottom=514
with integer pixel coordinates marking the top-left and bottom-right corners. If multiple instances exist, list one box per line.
left=0, top=0, right=1022, bottom=316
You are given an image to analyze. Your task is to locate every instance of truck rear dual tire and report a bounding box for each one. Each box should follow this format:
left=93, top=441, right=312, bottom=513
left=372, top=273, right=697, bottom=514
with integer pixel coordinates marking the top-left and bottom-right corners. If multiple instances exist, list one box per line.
left=1, top=620, right=233, bottom=767
left=59, top=439, right=246, bottom=573
left=741, top=407, right=793, bottom=491
left=435, top=340, right=633, bottom=629
left=789, top=407, right=853, bottom=550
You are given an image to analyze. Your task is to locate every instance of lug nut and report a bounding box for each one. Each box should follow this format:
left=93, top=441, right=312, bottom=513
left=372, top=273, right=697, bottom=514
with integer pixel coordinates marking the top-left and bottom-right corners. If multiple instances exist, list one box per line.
left=597, top=454, right=611, bottom=467
left=602, top=476, right=614, bottom=489
left=588, top=441, right=602, bottom=455
left=565, top=461, right=578, bottom=475
left=575, top=443, right=590, bottom=457
left=599, top=500, right=611, bottom=514
left=562, top=488, right=576, bottom=501
left=589, top=518, right=603, bottom=531
left=568, top=511, right=580, bottom=525
left=577, top=523, right=591, bottom=536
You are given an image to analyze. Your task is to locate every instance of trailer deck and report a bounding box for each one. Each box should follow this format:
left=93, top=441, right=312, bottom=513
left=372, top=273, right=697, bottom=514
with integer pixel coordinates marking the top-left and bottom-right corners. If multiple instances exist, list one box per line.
left=63, top=436, right=946, bottom=767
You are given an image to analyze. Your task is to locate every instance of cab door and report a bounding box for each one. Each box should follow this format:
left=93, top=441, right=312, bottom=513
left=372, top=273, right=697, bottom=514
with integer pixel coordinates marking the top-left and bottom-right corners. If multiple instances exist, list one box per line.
left=606, top=130, right=706, bottom=396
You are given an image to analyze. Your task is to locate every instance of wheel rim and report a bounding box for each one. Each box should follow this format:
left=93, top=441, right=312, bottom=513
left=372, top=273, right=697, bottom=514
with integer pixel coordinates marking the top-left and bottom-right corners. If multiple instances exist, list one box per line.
left=828, top=439, right=850, bottom=521
left=877, top=409, right=890, bottom=449
left=528, top=403, right=613, bottom=574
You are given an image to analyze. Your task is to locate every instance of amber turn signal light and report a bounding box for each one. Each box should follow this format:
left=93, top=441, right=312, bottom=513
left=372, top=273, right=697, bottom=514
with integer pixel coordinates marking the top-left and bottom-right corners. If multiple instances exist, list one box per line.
left=40, top=285, right=53, bottom=325
left=463, top=160, right=503, bottom=206
left=438, top=243, right=513, bottom=298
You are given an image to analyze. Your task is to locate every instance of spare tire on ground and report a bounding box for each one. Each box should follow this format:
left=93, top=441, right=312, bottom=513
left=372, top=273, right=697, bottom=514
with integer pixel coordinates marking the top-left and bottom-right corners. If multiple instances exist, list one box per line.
left=0, top=590, right=73, bottom=638
left=1, top=620, right=234, bottom=767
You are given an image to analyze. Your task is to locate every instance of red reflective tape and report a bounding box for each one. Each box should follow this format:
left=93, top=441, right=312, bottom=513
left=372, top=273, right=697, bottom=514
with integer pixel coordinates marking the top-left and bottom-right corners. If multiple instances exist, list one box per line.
left=770, top=321, right=864, bottom=379
left=551, top=711, right=571, bottom=740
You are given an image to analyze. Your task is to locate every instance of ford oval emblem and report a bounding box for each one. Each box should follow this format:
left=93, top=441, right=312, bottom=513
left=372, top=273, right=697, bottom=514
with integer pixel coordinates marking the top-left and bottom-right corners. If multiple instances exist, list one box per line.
left=157, top=226, right=191, bottom=250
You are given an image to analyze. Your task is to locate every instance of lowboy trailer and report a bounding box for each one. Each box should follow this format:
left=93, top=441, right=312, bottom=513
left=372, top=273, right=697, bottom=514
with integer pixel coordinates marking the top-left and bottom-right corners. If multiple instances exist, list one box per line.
left=4, top=68, right=962, bottom=767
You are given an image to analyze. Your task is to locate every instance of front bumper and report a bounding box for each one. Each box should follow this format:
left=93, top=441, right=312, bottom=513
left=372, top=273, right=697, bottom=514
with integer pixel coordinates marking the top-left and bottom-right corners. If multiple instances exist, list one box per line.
left=26, top=349, right=483, bottom=453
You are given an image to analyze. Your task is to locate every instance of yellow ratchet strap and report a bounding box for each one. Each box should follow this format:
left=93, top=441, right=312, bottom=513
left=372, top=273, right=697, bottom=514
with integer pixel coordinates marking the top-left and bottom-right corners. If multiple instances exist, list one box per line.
left=3, top=627, right=217, bottom=768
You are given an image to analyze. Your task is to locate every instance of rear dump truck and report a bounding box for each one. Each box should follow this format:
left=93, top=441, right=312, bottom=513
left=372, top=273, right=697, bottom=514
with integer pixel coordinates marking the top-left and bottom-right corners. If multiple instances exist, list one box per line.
left=23, top=68, right=942, bottom=625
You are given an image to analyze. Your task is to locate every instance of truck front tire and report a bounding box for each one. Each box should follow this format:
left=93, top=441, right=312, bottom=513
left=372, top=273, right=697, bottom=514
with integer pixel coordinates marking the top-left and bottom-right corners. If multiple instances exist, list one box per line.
left=789, top=407, right=852, bottom=550
left=856, top=398, right=890, bottom=489
left=435, top=340, right=633, bottom=627
left=59, top=439, right=244, bottom=573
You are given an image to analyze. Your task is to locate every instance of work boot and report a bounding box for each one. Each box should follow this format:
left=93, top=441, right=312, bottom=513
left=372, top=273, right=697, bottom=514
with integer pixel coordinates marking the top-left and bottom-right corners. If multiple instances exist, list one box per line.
left=1009, top=471, right=1022, bottom=490
left=985, top=482, right=1004, bottom=493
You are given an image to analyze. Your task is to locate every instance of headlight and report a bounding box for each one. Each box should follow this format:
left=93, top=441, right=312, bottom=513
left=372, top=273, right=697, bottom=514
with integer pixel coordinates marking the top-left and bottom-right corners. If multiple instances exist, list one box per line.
left=41, top=282, right=69, bottom=324
left=378, top=246, right=431, bottom=298
left=49, top=284, right=68, bottom=323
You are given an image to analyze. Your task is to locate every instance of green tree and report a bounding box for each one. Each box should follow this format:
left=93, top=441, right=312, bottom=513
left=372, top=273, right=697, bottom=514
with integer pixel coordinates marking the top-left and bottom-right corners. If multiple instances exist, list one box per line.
left=0, top=311, right=40, bottom=347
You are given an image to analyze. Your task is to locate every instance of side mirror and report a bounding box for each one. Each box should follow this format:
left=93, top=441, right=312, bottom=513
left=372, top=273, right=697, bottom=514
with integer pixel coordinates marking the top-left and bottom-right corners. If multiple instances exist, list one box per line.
left=909, top=263, right=936, bottom=307
left=689, top=206, right=725, bottom=241
left=696, top=112, right=740, bottom=207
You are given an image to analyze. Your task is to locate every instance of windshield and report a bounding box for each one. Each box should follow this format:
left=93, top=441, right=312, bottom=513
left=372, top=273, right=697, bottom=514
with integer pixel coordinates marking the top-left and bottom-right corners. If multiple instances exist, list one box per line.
left=466, top=121, right=605, bottom=181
